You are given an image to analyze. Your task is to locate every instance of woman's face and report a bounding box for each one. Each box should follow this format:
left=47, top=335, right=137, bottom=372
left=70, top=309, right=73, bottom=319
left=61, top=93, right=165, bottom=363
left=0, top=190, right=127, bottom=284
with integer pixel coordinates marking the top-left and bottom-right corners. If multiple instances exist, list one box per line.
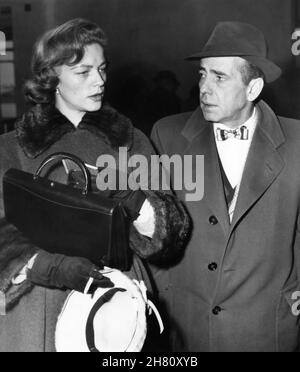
left=55, top=43, right=106, bottom=124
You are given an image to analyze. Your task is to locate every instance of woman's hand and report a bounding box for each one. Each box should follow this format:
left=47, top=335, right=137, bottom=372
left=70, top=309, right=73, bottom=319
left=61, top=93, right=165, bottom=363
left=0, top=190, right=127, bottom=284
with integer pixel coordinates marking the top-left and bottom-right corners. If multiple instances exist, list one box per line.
left=110, top=189, right=146, bottom=221
left=27, top=250, right=114, bottom=293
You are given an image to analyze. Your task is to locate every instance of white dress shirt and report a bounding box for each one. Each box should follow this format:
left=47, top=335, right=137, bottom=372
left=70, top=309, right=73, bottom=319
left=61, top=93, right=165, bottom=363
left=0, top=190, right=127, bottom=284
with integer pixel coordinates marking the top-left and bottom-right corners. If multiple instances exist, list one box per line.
left=213, top=107, right=258, bottom=189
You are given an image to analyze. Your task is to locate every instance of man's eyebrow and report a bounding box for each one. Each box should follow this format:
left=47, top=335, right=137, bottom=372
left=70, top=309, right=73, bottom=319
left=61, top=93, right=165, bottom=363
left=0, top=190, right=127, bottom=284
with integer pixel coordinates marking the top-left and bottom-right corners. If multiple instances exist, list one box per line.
left=199, top=66, right=228, bottom=76
left=210, top=69, right=228, bottom=76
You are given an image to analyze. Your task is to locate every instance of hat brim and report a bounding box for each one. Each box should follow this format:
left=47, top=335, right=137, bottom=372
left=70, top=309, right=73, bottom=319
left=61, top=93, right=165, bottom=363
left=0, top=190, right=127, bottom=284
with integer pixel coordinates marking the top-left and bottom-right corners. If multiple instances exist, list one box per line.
left=55, top=269, right=147, bottom=352
left=185, top=52, right=281, bottom=83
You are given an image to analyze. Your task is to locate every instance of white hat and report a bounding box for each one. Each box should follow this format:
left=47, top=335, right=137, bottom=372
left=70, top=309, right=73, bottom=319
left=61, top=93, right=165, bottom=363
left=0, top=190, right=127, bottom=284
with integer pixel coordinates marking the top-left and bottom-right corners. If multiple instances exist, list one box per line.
left=55, top=268, right=163, bottom=352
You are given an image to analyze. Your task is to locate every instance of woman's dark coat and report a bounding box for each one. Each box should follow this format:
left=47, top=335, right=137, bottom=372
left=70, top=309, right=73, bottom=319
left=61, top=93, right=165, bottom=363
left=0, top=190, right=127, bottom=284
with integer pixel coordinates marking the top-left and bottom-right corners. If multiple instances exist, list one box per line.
left=0, top=104, right=189, bottom=352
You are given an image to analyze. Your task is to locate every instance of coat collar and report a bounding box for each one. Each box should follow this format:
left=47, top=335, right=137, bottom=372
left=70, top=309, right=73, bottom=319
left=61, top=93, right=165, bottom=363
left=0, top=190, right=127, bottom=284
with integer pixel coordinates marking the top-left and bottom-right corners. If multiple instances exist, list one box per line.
left=181, top=100, right=286, bottom=236
left=230, top=100, right=285, bottom=229
left=181, top=100, right=285, bottom=149
left=181, top=106, right=207, bottom=142
left=182, top=114, right=231, bottom=235
left=15, top=103, right=134, bottom=158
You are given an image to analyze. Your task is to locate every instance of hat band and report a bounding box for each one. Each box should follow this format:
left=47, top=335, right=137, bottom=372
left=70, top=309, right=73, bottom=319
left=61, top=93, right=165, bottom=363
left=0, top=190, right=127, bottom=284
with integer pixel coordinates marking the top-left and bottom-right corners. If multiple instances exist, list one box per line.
left=85, top=287, right=126, bottom=352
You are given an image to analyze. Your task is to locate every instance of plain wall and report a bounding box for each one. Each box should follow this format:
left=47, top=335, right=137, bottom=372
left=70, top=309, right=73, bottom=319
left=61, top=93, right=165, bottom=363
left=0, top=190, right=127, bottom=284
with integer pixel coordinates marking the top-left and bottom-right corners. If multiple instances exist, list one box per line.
left=51, top=0, right=296, bottom=106
left=1, top=0, right=299, bottom=125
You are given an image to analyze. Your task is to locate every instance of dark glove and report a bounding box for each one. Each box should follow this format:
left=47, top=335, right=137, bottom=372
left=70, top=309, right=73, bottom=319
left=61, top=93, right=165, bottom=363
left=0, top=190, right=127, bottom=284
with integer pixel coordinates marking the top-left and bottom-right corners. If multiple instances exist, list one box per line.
left=27, top=250, right=114, bottom=293
left=110, top=189, right=146, bottom=221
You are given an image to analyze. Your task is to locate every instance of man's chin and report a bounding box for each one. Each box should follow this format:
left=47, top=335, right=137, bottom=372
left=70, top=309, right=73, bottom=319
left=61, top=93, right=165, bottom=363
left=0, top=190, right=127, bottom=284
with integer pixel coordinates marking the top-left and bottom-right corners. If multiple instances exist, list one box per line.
left=202, top=111, right=218, bottom=123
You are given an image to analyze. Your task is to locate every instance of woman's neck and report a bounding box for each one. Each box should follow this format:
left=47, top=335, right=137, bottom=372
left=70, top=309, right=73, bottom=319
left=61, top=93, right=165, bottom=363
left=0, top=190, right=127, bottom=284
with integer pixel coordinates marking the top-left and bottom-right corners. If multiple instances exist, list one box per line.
left=55, top=103, right=85, bottom=127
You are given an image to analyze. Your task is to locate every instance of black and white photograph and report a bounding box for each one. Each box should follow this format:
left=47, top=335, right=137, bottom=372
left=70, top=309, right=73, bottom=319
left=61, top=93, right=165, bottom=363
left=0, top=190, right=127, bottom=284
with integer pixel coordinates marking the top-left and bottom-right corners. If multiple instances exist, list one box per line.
left=0, top=0, right=300, bottom=355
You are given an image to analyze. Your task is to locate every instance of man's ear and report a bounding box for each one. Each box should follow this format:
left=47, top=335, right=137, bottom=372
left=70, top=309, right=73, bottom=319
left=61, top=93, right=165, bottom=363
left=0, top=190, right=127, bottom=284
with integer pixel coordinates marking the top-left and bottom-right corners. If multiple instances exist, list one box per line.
left=247, top=77, right=264, bottom=102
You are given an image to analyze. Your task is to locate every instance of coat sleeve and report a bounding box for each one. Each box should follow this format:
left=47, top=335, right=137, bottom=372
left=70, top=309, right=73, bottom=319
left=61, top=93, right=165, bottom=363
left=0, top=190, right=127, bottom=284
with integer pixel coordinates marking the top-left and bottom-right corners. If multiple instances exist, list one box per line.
left=128, top=127, right=191, bottom=265
left=0, top=218, right=36, bottom=312
left=129, top=191, right=190, bottom=265
left=0, top=135, right=37, bottom=311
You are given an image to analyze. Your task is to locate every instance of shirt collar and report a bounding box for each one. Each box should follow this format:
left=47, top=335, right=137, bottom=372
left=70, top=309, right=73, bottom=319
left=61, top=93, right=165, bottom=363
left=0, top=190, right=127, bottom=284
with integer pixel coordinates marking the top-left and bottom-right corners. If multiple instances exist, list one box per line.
left=213, top=106, right=257, bottom=140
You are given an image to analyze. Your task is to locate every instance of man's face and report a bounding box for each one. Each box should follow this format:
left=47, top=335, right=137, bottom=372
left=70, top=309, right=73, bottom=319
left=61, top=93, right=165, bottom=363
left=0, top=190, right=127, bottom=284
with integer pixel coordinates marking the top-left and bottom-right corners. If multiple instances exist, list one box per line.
left=199, top=56, right=251, bottom=127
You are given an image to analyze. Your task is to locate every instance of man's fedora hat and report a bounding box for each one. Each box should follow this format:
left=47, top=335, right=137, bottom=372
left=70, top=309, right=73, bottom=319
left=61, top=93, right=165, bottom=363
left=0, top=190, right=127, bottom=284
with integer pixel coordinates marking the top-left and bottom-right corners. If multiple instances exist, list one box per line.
left=185, top=21, right=281, bottom=83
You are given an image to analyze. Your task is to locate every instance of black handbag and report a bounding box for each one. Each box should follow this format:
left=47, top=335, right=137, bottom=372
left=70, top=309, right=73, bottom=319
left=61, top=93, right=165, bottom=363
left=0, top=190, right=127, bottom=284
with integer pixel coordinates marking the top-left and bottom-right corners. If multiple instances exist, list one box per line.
left=2, top=152, right=132, bottom=271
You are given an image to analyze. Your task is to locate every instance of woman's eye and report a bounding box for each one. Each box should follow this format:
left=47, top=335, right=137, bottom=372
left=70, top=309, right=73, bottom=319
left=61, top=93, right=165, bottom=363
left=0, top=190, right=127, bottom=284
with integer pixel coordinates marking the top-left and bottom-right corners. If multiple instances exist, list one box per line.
left=77, top=71, right=89, bottom=75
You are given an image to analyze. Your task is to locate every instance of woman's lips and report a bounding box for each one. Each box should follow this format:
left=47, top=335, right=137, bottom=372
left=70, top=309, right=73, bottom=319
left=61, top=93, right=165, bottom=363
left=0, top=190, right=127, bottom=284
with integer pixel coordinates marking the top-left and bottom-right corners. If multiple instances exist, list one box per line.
left=89, top=93, right=103, bottom=102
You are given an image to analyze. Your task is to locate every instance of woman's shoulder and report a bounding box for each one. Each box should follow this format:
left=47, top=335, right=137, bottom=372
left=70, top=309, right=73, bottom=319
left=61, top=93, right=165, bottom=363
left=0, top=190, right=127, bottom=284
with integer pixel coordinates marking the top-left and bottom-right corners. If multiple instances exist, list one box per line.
left=131, top=127, right=155, bottom=156
left=0, top=130, right=18, bottom=153
left=0, top=130, right=23, bottom=167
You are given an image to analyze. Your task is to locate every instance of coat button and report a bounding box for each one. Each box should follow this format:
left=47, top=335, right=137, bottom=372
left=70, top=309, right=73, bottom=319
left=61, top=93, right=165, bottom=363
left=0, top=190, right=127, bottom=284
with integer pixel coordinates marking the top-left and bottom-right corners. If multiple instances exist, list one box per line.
left=208, top=262, right=218, bottom=271
left=212, top=306, right=222, bottom=315
left=209, top=215, right=218, bottom=225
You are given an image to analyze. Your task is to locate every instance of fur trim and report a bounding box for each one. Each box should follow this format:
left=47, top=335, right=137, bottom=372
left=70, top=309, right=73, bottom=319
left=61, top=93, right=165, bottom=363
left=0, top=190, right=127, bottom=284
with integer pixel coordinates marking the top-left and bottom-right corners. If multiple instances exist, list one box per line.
left=15, top=103, right=134, bottom=158
left=129, top=192, right=191, bottom=266
left=0, top=219, right=37, bottom=312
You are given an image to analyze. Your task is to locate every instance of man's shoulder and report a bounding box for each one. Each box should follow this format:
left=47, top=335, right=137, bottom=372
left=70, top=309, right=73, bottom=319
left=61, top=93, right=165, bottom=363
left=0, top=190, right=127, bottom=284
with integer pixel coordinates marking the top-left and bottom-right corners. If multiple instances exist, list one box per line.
left=278, top=115, right=300, bottom=138
left=278, top=115, right=300, bottom=127
left=152, top=111, right=194, bottom=136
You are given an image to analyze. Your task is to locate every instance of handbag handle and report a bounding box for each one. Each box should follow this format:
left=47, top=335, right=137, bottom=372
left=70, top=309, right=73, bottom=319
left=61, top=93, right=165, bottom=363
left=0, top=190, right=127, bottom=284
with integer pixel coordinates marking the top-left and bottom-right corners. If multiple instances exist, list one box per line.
left=34, top=152, right=91, bottom=195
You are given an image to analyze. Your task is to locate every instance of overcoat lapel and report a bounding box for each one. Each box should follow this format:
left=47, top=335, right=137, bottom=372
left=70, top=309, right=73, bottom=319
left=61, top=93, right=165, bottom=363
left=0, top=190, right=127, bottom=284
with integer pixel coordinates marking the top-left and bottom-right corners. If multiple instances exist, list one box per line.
left=182, top=108, right=230, bottom=235
left=181, top=101, right=285, bottom=237
left=230, top=102, right=285, bottom=231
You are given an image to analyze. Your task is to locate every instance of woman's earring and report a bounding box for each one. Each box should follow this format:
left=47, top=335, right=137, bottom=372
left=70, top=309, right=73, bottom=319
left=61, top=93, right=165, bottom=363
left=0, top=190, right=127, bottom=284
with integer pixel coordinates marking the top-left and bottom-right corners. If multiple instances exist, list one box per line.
left=56, top=88, right=60, bottom=95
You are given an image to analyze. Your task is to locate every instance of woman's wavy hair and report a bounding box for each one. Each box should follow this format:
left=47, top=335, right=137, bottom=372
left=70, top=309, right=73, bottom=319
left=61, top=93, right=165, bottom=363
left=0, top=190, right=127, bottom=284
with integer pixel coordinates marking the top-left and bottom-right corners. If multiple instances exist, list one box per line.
left=24, top=18, right=107, bottom=105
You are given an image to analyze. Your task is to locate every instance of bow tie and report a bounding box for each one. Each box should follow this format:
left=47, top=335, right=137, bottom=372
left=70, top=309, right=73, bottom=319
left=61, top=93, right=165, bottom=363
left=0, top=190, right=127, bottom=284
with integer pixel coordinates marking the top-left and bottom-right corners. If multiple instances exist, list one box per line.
left=216, top=125, right=249, bottom=141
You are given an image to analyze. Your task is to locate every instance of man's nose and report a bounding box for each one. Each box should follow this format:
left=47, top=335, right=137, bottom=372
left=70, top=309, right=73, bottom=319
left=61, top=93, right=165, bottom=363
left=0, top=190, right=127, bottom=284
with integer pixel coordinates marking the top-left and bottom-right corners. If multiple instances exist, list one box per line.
left=199, top=76, right=212, bottom=95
